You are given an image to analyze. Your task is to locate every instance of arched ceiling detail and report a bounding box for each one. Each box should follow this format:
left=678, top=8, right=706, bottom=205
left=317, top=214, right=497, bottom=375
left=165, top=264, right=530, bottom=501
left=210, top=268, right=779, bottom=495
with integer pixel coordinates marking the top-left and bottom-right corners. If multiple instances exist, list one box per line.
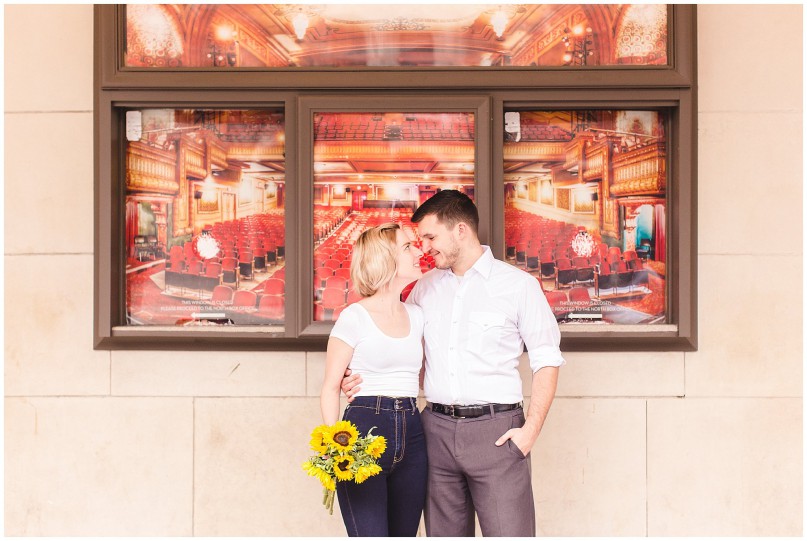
left=126, top=4, right=667, bottom=68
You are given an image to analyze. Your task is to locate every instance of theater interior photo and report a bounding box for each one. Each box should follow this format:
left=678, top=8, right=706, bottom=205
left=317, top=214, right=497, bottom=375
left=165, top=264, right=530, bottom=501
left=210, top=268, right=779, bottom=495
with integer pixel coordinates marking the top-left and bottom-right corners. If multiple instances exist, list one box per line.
left=124, top=109, right=287, bottom=326
left=503, top=110, right=667, bottom=324
left=124, top=106, right=667, bottom=326
left=121, top=3, right=671, bottom=327
left=125, top=4, right=667, bottom=68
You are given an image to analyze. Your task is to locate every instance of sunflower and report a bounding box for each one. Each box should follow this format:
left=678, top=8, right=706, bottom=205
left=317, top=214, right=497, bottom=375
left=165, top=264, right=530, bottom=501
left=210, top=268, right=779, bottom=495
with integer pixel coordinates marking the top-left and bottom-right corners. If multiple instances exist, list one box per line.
left=320, top=471, right=336, bottom=491
left=354, top=463, right=382, bottom=484
left=365, top=435, right=387, bottom=459
left=309, top=424, right=329, bottom=453
left=302, top=461, right=336, bottom=491
left=333, top=455, right=355, bottom=481
left=325, top=420, right=359, bottom=452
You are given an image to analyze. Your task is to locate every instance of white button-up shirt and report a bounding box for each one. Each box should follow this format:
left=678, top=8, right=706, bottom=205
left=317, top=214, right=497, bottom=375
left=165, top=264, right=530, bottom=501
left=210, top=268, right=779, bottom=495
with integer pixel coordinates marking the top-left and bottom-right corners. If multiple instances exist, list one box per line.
left=407, top=246, right=565, bottom=405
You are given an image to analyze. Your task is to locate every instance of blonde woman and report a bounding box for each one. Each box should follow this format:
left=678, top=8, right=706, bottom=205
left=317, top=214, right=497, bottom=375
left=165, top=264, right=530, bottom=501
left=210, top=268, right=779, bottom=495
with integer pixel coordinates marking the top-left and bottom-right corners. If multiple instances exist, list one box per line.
left=321, top=222, right=427, bottom=537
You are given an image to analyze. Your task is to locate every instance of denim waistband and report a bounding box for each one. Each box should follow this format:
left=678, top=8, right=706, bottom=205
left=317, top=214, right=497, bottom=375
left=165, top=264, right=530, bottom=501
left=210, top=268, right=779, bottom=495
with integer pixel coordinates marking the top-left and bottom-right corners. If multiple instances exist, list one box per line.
left=349, top=395, right=418, bottom=412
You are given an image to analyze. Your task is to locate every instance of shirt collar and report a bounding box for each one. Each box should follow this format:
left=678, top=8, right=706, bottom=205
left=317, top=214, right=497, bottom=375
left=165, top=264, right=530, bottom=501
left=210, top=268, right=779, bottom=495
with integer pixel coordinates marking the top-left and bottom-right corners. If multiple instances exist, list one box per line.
left=439, top=245, right=494, bottom=281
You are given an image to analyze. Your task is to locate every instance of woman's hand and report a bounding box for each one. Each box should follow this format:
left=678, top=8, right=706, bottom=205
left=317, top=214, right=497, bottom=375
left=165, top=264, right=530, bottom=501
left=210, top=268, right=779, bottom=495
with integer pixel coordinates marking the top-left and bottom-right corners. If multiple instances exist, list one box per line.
left=341, top=368, right=363, bottom=402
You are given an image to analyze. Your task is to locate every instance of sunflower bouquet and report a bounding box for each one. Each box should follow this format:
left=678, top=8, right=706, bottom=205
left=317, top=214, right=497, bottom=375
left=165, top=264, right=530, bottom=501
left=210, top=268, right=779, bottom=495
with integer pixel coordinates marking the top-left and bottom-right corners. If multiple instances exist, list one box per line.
left=302, top=420, right=387, bottom=514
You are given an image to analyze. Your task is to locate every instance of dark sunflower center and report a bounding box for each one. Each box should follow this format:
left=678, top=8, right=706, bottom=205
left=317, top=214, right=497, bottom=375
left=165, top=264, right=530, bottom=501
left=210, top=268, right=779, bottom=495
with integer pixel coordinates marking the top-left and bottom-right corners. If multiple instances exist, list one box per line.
left=337, top=460, right=350, bottom=471
left=333, top=431, right=351, bottom=446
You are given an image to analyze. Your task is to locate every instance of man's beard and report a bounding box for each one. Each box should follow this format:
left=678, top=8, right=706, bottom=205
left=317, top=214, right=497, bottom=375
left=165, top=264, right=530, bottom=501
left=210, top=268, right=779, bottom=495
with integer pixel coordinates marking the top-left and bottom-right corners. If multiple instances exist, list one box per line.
left=434, top=242, right=460, bottom=270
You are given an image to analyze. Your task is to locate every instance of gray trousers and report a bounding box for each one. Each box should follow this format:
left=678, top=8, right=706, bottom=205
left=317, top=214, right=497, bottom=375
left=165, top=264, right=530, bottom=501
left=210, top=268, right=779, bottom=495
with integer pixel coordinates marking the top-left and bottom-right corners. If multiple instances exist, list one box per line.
left=421, top=406, right=536, bottom=537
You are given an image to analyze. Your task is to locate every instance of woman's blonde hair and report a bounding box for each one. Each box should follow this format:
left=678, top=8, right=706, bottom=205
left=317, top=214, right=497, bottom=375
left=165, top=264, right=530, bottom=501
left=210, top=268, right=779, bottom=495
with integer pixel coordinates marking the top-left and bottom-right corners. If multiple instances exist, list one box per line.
left=350, top=223, right=400, bottom=297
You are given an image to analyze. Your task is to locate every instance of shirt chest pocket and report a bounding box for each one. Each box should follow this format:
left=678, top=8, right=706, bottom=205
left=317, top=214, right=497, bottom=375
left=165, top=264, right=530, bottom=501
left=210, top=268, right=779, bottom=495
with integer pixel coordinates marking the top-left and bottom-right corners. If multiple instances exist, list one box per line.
left=466, top=311, right=507, bottom=354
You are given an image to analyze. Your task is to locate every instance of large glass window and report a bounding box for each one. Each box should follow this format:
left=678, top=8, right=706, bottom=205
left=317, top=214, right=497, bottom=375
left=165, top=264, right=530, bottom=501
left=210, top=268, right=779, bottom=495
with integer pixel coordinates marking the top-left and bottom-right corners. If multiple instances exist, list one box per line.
left=96, top=5, right=696, bottom=350
left=503, top=109, right=667, bottom=325
left=124, top=4, right=668, bottom=69
left=124, top=108, right=286, bottom=327
left=311, top=112, right=476, bottom=321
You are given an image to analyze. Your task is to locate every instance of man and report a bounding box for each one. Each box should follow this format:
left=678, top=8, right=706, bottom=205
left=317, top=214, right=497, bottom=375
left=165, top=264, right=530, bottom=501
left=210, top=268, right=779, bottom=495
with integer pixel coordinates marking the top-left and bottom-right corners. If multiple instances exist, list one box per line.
left=343, top=190, right=564, bottom=536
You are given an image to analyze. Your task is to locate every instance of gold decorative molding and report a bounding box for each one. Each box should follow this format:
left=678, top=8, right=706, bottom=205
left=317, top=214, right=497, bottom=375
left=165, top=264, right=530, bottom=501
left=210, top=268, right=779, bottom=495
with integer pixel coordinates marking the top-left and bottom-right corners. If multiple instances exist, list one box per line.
left=503, top=141, right=565, bottom=161
left=183, top=145, right=207, bottom=180
left=511, top=8, right=586, bottom=66
left=208, top=139, right=228, bottom=169
left=556, top=188, right=570, bottom=211
left=610, top=142, right=666, bottom=196
left=314, top=140, right=473, bottom=159
left=563, top=138, right=584, bottom=171
left=227, top=143, right=285, bottom=160
left=583, top=148, right=604, bottom=180
left=125, top=142, right=180, bottom=194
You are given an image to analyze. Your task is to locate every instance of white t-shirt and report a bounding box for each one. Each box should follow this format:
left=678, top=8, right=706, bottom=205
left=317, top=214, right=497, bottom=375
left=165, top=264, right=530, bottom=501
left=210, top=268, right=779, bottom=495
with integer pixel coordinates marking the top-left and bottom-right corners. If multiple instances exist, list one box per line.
left=330, top=302, right=424, bottom=398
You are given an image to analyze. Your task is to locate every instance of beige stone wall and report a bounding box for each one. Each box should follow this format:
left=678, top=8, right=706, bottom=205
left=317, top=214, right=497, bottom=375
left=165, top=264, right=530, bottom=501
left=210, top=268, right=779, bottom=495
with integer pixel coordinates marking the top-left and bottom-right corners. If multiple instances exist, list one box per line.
left=4, top=4, right=802, bottom=536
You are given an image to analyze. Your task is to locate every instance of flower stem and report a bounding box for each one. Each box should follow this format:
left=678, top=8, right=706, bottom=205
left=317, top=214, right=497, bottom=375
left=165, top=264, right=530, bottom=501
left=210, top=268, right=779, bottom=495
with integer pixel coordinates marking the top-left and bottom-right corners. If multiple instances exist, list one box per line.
left=323, top=488, right=335, bottom=515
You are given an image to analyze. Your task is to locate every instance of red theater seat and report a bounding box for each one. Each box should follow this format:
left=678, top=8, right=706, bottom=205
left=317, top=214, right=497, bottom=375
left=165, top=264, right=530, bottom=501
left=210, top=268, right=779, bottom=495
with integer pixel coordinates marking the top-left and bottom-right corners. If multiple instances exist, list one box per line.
left=253, top=247, right=267, bottom=272
left=211, top=285, right=234, bottom=304
left=526, top=246, right=540, bottom=270
left=232, top=290, right=258, bottom=309
left=617, top=265, right=633, bottom=290
left=555, top=258, right=575, bottom=289
left=333, top=267, right=352, bottom=281
left=320, top=287, right=347, bottom=308
left=262, top=278, right=285, bottom=296
left=256, top=294, right=284, bottom=321
left=315, top=267, right=334, bottom=289
left=221, top=257, right=239, bottom=288
left=325, top=276, right=348, bottom=292
left=199, top=262, right=222, bottom=293
left=595, top=266, right=617, bottom=296
left=346, top=288, right=363, bottom=305
left=238, top=251, right=254, bottom=280
left=569, top=287, right=592, bottom=309
left=545, top=290, right=570, bottom=319
left=572, top=256, right=595, bottom=285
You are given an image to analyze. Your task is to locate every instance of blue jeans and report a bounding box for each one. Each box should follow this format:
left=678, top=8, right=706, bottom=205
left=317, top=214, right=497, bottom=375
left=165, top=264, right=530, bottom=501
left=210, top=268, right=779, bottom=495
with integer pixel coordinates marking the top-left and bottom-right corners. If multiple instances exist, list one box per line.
left=336, top=396, right=428, bottom=537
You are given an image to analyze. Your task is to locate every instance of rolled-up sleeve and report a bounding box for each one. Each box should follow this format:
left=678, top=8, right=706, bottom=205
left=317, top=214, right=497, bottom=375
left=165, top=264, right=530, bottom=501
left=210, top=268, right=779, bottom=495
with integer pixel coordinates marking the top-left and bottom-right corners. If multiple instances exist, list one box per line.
left=518, top=277, right=566, bottom=372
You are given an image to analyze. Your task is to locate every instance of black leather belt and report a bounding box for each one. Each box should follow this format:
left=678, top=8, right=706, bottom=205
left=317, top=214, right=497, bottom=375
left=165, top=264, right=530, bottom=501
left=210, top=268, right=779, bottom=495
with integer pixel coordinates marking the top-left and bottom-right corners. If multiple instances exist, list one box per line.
left=430, top=402, right=522, bottom=419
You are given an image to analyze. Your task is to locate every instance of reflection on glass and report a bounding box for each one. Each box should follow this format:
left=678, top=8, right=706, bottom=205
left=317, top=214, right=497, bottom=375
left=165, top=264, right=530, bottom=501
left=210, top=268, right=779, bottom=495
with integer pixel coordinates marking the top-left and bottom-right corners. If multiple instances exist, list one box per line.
left=125, top=4, right=667, bottom=68
left=124, top=108, right=286, bottom=326
left=312, top=112, right=476, bottom=321
left=504, top=110, right=667, bottom=324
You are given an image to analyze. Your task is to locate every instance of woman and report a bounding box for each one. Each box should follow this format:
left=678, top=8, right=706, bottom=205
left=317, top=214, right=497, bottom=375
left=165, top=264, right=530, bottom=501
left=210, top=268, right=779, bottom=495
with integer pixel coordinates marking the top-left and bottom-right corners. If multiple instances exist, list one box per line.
left=321, top=222, right=427, bottom=537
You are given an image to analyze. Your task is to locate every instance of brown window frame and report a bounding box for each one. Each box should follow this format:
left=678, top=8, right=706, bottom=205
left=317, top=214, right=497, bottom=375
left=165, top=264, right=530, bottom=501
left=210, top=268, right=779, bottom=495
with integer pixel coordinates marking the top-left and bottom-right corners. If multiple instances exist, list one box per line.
left=94, top=5, right=697, bottom=351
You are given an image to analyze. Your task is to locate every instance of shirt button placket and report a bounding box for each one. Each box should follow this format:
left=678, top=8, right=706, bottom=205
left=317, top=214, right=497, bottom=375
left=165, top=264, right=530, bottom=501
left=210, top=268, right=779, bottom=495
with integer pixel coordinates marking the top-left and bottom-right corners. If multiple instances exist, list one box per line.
left=448, top=287, right=464, bottom=403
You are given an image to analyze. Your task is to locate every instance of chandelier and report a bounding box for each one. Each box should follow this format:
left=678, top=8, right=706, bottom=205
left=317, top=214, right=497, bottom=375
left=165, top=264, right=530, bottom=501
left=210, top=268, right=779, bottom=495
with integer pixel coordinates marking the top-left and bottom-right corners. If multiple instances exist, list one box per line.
left=485, top=5, right=526, bottom=40
left=562, top=24, right=595, bottom=66
left=206, top=24, right=238, bottom=67
left=193, top=229, right=221, bottom=260
left=274, top=5, right=325, bottom=40
left=571, top=230, right=595, bottom=257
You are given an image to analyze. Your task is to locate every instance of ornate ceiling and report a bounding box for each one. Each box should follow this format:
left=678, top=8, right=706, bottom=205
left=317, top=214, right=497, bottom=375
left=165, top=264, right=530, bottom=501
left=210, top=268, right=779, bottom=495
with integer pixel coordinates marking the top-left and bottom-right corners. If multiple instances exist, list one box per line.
left=126, top=4, right=667, bottom=68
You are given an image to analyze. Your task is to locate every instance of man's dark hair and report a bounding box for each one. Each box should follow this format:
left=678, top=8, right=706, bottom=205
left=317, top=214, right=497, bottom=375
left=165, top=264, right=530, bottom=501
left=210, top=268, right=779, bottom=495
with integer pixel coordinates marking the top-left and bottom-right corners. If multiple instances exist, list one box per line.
left=411, top=189, right=479, bottom=234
